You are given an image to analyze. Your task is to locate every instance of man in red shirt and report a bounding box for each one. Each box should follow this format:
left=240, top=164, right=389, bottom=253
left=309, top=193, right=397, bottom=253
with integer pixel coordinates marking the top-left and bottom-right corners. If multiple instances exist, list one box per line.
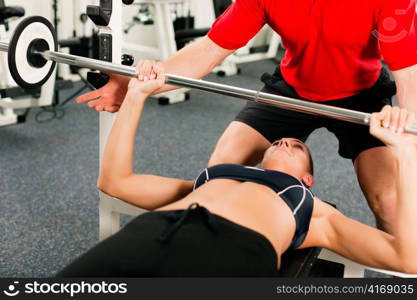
left=77, top=0, right=417, bottom=233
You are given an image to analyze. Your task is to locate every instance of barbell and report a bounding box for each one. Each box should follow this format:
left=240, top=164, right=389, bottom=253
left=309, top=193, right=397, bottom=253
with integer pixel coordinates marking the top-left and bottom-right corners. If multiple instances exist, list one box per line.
left=1, top=16, right=417, bottom=134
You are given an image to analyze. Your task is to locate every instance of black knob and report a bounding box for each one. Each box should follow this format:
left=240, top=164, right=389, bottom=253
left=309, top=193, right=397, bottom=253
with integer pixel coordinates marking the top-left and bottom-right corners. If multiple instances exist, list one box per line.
left=121, top=54, right=134, bottom=66
left=123, top=0, right=135, bottom=5
left=80, top=13, right=88, bottom=24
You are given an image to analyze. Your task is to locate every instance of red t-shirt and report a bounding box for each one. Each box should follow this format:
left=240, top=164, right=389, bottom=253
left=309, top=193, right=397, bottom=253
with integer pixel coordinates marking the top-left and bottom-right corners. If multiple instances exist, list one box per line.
left=208, top=0, right=417, bottom=101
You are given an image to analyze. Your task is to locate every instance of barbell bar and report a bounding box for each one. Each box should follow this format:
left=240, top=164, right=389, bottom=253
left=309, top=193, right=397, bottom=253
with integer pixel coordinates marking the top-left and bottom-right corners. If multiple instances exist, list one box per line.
left=1, top=16, right=417, bottom=134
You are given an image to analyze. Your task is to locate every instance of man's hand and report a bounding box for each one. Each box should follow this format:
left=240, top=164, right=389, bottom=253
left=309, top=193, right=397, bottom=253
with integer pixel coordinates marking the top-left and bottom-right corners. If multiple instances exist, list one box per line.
left=370, top=105, right=417, bottom=148
left=75, top=60, right=162, bottom=113
left=76, top=73, right=130, bottom=112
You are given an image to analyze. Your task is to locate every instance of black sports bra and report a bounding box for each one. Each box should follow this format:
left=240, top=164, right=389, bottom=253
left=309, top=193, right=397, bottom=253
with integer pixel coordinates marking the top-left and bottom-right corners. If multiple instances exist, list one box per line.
left=193, top=164, right=314, bottom=249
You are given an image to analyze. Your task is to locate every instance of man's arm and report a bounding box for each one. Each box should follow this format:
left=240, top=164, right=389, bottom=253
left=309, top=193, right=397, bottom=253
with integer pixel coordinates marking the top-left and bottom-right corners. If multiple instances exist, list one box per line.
left=76, top=37, right=234, bottom=112
left=392, top=64, right=417, bottom=114
left=78, top=0, right=267, bottom=112
left=147, top=36, right=235, bottom=95
left=97, top=65, right=194, bottom=210
left=379, top=0, right=417, bottom=115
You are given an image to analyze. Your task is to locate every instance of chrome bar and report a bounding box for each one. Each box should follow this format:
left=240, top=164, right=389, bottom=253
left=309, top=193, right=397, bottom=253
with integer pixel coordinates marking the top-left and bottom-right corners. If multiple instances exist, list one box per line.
left=41, top=50, right=137, bottom=77
left=6, top=49, right=415, bottom=135
left=165, top=74, right=370, bottom=125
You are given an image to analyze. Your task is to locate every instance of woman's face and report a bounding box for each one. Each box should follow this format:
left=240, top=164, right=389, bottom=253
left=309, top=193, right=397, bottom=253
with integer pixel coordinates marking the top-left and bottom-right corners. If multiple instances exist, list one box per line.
left=261, top=138, right=314, bottom=186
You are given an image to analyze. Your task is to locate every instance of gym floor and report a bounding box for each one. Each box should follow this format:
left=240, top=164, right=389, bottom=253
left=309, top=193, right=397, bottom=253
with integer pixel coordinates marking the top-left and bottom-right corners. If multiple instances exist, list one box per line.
left=0, top=58, right=383, bottom=277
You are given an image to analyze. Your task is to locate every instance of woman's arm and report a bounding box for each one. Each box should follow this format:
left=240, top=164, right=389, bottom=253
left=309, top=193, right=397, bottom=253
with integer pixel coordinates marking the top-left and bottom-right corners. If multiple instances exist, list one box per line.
left=316, top=205, right=404, bottom=272
left=97, top=64, right=194, bottom=210
left=308, top=106, right=417, bottom=273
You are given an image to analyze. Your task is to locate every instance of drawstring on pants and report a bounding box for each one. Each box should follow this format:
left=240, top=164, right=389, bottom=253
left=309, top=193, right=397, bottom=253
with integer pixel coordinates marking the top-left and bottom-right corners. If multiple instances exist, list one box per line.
left=158, top=203, right=217, bottom=243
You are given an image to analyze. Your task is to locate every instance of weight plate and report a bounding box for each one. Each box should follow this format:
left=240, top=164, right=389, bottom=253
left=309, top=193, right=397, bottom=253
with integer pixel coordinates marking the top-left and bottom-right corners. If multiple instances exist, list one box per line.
left=8, top=16, right=57, bottom=90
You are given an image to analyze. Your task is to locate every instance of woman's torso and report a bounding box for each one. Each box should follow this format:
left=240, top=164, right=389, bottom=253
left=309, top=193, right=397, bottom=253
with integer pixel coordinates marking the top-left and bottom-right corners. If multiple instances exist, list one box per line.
left=158, top=179, right=296, bottom=267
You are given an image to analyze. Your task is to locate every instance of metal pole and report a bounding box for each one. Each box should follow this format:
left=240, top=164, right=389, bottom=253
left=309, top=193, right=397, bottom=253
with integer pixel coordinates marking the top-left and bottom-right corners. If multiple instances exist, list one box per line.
left=1, top=44, right=417, bottom=134
left=36, top=51, right=417, bottom=134
left=41, top=51, right=371, bottom=123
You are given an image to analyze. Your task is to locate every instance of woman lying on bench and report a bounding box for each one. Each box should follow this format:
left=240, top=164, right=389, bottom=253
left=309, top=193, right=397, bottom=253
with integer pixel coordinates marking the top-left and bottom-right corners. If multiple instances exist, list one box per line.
left=58, top=64, right=417, bottom=277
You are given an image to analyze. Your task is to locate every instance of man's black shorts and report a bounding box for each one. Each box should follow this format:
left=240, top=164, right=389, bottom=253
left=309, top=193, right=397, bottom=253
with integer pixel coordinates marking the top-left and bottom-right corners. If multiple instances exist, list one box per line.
left=235, top=67, right=397, bottom=160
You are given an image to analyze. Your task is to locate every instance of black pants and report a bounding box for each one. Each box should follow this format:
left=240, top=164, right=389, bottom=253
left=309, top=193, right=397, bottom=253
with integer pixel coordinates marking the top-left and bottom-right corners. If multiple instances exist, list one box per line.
left=235, top=67, right=397, bottom=160
left=57, top=204, right=279, bottom=277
